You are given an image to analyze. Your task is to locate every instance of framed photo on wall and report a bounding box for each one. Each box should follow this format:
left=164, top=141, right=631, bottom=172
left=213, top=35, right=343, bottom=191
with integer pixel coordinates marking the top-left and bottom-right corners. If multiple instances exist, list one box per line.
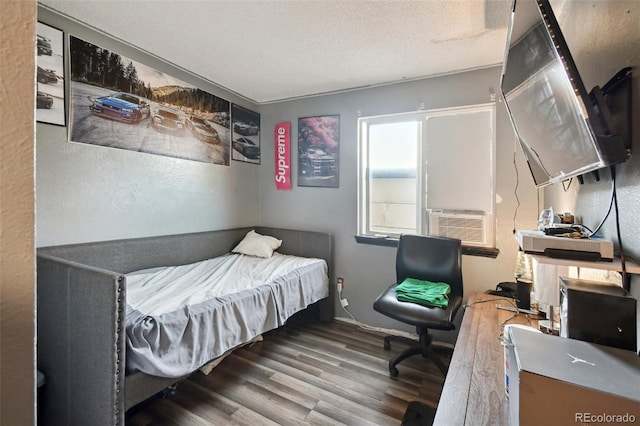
left=36, top=22, right=65, bottom=126
left=68, top=35, right=231, bottom=165
left=298, top=115, right=339, bottom=188
left=231, top=104, right=261, bottom=164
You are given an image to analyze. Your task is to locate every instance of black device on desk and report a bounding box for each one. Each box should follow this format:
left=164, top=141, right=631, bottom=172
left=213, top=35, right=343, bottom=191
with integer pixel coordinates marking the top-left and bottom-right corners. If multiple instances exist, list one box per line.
left=559, top=277, right=637, bottom=352
left=487, top=281, right=534, bottom=311
left=486, top=281, right=517, bottom=299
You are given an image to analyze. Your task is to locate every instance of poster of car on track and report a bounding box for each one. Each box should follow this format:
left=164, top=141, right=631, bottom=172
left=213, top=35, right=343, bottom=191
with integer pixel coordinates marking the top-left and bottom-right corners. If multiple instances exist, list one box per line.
left=36, top=22, right=65, bottom=126
left=231, top=104, right=260, bottom=164
left=68, top=35, right=231, bottom=165
left=297, top=115, right=339, bottom=188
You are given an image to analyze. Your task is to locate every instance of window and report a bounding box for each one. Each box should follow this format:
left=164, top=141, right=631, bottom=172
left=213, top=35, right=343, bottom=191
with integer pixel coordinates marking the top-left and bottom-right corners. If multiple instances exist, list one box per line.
left=358, top=104, right=496, bottom=247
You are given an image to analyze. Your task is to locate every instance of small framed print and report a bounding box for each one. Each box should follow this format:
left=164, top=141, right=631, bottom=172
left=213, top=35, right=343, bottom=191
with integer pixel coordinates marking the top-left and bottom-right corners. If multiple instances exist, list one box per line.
left=231, top=104, right=261, bottom=164
left=298, top=115, right=339, bottom=188
left=36, top=22, right=65, bottom=126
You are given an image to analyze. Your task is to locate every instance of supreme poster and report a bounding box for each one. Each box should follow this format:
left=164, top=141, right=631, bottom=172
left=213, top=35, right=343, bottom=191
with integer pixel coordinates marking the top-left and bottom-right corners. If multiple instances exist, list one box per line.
left=274, top=122, right=292, bottom=190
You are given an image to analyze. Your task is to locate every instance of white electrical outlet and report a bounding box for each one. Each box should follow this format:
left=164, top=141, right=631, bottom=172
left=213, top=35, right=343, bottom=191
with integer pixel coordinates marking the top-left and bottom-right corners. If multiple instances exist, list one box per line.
left=337, top=277, right=345, bottom=293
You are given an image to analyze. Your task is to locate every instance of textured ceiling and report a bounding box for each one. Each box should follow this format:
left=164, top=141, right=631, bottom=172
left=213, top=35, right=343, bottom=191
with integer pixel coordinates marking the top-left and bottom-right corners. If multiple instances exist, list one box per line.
left=39, top=0, right=514, bottom=104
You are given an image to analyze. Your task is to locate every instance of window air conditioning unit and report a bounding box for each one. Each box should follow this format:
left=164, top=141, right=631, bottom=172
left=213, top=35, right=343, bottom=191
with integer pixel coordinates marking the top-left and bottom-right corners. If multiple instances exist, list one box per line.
left=428, top=209, right=488, bottom=246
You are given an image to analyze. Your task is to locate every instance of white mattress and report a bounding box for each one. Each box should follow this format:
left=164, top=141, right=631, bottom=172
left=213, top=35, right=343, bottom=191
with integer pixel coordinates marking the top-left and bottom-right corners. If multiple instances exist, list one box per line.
left=125, top=252, right=328, bottom=378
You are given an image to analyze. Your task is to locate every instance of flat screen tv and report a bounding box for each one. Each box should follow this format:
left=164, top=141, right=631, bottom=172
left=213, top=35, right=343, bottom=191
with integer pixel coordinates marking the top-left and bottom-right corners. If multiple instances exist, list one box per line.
left=501, top=0, right=632, bottom=187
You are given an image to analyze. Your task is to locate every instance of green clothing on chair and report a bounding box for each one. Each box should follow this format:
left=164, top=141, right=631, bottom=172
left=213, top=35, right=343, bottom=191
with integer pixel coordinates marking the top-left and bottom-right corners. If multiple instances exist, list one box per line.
left=396, top=278, right=451, bottom=308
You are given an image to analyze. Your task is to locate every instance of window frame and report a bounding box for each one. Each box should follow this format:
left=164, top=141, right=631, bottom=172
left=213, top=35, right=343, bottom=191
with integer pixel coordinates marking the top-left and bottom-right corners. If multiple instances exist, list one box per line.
left=358, top=114, right=424, bottom=237
left=357, top=103, right=497, bottom=249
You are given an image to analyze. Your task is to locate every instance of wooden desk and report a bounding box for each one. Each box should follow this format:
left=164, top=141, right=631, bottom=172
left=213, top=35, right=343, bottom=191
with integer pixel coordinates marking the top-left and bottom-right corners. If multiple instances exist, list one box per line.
left=434, top=293, right=538, bottom=425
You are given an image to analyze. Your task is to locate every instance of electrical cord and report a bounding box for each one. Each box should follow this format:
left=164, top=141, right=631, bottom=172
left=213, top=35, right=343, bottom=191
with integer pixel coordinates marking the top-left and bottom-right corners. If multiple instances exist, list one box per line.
left=337, top=286, right=414, bottom=336
left=562, top=177, right=573, bottom=192
left=578, top=165, right=627, bottom=287
left=463, top=297, right=515, bottom=309
left=611, top=166, right=628, bottom=284
left=512, top=136, right=521, bottom=234
left=574, top=223, right=594, bottom=234
left=588, top=168, right=616, bottom=237
left=464, top=297, right=534, bottom=327
left=341, top=302, right=383, bottom=333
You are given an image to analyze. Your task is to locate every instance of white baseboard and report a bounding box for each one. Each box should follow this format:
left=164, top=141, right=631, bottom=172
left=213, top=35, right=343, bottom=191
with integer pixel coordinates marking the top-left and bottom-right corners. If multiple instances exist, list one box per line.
left=333, top=316, right=418, bottom=340
left=334, top=316, right=455, bottom=350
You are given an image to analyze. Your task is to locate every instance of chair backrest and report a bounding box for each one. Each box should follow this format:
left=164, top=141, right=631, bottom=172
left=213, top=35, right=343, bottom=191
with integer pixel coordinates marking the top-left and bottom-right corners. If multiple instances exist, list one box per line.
left=396, top=234, right=463, bottom=297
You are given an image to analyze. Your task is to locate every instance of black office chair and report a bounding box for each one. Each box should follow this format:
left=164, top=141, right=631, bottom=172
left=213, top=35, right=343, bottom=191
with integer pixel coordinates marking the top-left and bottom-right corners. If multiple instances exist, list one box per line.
left=373, top=234, right=463, bottom=377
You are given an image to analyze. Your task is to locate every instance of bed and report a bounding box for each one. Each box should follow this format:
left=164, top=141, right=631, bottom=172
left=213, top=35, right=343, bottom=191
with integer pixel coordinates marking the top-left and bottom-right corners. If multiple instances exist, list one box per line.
left=36, top=227, right=333, bottom=426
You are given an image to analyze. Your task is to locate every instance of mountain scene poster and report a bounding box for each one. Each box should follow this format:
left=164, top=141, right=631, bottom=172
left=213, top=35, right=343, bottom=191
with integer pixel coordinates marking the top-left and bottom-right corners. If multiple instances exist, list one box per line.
left=69, top=35, right=230, bottom=165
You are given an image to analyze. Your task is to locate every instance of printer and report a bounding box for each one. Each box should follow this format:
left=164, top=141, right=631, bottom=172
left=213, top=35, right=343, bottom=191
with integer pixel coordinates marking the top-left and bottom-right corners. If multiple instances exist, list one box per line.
left=515, top=230, right=614, bottom=261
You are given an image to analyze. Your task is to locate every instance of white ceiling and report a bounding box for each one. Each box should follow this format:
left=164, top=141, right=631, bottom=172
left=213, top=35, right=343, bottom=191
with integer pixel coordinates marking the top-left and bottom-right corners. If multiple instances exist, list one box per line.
left=39, top=0, right=515, bottom=104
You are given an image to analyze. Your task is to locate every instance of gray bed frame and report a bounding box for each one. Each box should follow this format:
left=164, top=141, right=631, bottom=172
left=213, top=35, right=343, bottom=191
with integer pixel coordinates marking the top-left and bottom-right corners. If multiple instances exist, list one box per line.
left=37, top=226, right=334, bottom=426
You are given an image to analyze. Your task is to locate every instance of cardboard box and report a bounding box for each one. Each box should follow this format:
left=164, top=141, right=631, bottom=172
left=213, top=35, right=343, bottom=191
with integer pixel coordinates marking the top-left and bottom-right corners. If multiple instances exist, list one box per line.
left=506, top=327, right=640, bottom=426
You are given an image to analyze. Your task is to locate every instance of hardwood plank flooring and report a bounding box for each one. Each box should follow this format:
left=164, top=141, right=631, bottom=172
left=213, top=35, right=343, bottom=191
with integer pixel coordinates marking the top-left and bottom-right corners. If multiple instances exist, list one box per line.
left=126, top=320, right=448, bottom=426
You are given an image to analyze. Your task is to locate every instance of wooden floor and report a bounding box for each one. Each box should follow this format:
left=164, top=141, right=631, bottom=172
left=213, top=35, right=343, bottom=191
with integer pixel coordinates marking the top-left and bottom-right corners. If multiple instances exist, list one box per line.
left=126, top=320, right=448, bottom=426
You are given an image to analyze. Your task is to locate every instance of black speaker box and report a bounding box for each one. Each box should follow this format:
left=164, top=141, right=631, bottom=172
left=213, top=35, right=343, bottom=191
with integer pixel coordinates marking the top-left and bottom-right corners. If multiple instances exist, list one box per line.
left=559, top=277, right=637, bottom=352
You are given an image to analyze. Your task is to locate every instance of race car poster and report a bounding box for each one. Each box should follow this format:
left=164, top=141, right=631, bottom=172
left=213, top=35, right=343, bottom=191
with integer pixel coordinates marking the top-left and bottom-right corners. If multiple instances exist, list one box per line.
left=231, top=104, right=261, bottom=164
left=68, top=35, right=231, bottom=165
left=36, top=22, right=65, bottom=126
left=297, top=115, right=340, bottom=188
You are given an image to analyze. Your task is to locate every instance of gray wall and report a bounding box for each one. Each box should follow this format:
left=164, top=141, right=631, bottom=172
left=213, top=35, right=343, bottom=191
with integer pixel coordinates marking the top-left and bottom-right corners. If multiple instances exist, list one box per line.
left=37, top=4, right=541, bottom=340
left=259, top=67, right=540, bottom=334
left=24, top=1, right=639, bottom=418
left=544, top=0, right=640, bottom=345
left=37, top=1, right=637, bottom=343
left=36, top=7, right=261, bottom=247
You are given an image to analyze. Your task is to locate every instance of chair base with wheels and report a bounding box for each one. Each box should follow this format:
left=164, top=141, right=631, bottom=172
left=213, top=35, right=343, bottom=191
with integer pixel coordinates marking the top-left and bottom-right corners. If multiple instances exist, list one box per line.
left=373, top=234, right=464, bottom=377
left=384, top=328, right=451, bottom=377
left=375, top=289, right=462, bottom=376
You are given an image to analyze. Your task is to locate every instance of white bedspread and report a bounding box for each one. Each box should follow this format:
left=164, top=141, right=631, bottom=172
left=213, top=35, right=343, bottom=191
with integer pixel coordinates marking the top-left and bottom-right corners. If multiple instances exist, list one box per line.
left=125, top=253, right=328, bottom=378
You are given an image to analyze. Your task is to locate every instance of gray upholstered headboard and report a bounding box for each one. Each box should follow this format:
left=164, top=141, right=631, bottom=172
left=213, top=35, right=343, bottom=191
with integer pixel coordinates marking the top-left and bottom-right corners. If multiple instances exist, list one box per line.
left=37, top=226, right=334, bottom=426
left=38, top=227, right=253, bottom=273
left=38, top=227, right=333, bottom=275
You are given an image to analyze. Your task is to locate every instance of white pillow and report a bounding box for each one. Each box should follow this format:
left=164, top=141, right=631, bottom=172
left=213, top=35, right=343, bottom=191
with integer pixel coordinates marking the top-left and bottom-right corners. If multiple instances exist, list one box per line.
left=232, top=230, right=282, bottom=258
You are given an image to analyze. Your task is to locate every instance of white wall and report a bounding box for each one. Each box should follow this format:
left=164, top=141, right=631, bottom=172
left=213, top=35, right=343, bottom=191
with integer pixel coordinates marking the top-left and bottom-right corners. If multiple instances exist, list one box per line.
left=36, top=8, right=262, bottom=247
left=259, top=67, right=540, bottom=336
